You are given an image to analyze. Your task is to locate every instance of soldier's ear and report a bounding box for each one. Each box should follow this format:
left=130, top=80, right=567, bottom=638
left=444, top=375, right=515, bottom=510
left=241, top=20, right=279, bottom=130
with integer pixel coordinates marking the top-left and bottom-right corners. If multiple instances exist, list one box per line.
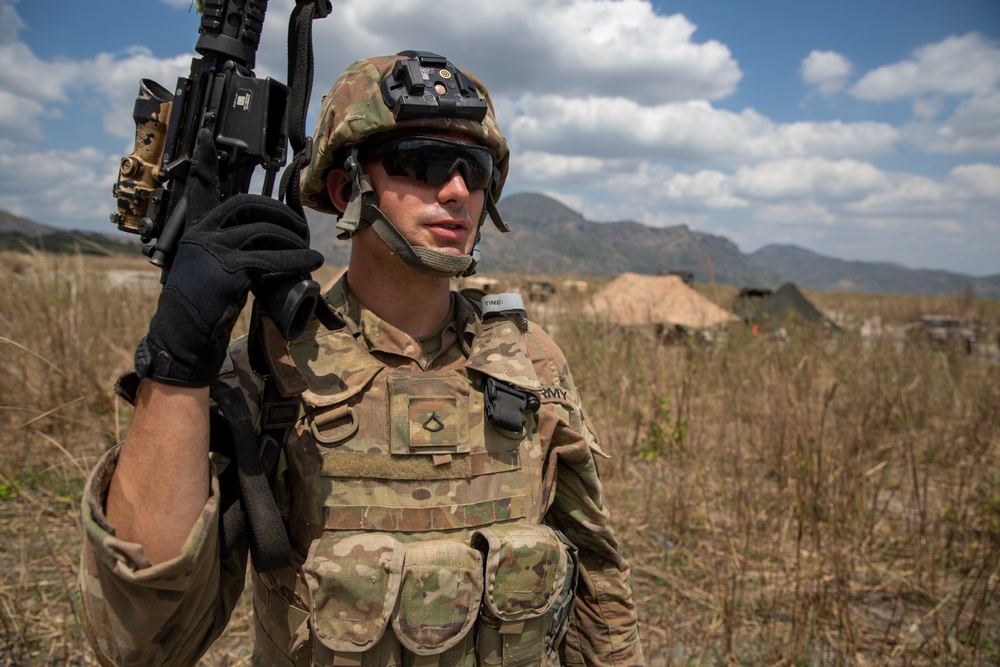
left=326, top=168, right=351, bottom=214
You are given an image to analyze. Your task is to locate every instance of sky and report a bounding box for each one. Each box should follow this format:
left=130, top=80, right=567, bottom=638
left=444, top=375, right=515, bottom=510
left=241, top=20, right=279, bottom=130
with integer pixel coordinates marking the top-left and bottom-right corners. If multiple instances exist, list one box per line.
left=2, top=0, right=999, bottom=276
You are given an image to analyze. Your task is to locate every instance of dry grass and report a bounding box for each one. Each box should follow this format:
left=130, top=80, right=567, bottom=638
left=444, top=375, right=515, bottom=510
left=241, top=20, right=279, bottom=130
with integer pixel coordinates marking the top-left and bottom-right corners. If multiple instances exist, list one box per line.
left=1, top=252, right=997, bottom=665
left=545, top=294, right=1000, bottom=666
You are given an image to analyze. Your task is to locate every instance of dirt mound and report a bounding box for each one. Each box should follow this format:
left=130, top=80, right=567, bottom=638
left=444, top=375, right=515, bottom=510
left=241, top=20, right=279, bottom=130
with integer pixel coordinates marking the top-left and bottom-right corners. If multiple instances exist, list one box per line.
left=583, top=272, right=738, bottom=329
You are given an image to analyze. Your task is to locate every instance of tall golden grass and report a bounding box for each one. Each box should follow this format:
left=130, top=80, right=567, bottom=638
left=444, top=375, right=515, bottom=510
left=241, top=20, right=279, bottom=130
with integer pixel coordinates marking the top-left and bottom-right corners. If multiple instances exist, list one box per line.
left=0, top=251, right=997, bottom=665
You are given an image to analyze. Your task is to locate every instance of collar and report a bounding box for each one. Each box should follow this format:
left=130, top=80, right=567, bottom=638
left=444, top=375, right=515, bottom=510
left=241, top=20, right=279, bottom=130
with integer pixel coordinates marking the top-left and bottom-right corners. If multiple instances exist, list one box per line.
left=323, top=274, right=480, bottom=369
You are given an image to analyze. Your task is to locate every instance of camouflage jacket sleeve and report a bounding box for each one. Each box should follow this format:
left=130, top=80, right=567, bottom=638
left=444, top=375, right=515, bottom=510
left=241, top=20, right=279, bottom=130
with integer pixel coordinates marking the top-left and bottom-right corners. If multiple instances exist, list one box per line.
left=78, top=361, right=254, bottom=666
left=524, top=323, right=645, bottom=666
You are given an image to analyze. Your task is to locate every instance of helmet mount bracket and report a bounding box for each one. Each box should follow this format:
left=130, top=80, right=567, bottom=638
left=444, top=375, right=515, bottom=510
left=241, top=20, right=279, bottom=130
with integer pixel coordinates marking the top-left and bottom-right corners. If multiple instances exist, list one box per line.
left=380, top=51, right=489, bottom=122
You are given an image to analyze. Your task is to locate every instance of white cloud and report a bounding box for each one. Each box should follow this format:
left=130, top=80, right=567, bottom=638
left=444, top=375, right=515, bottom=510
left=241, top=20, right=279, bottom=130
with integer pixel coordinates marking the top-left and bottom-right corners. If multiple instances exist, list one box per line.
left=511, top=151, right=608, bottom=186
left=262, top=0, right=743, bottom=105
left=846, top=174, right=953, bottom=215
left=767, top=121, right=898, bottom=161
left=904, top=92, right=1000, bottom=154
left=596, top=161, right=676, bottom=199
left=1, top=0, right=997, bottom=276
left=0, top=144, right=118, bottom=230
left=663, top=170, right=748, bottom=209
left=0, top=0, right=191, bottom=146
left=79, top=47, right=194, bottom=140
left=848, top=215, right=963, bottom=234
left=851, top=32, right=1000, bottom=101
left=911, top=96, right=943, bottom=120
left=0, top=90, right=46, bottom=139
left=949, top=164, right=1000, bottom=200
left=510, top=95, right=898, bottom=164
left=734, top=158, right=890, bottom=202
left=800, top=50, right=853, bottom=96
left=0, top=42, right=80, bottom=103
left=0, top=0, right=23, bottom=44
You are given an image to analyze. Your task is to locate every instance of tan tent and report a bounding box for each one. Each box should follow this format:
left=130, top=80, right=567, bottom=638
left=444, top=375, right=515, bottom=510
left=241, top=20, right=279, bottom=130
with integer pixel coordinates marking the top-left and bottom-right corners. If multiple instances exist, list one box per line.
left=583, top=273, right=738, bottom=329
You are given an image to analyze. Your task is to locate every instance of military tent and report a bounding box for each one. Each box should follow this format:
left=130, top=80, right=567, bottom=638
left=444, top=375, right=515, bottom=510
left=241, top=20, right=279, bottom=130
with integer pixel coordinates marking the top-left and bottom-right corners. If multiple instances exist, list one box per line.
left=583, top=273, right=739, bottom=330
left=733, top=282, right=836, bottom=329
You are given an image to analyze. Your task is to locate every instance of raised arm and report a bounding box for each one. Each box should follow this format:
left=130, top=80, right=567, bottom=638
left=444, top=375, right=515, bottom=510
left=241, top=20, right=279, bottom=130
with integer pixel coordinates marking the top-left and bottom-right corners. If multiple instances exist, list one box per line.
left=106, top=380, right=211, bottom=564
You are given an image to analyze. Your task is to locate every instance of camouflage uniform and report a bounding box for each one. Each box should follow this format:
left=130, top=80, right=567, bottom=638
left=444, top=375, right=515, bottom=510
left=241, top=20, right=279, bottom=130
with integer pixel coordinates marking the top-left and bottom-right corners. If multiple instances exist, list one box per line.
left=79, top=277, right=644, bottom=666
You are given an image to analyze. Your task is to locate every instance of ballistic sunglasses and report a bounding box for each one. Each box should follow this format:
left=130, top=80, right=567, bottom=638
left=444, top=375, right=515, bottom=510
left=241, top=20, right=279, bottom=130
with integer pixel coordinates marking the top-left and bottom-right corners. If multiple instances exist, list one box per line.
left=360, top=136, right=495, bottom=190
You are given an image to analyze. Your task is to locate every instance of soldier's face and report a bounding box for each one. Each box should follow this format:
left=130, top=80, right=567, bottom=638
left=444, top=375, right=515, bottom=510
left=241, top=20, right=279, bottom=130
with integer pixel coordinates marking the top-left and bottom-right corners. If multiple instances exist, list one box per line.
left=364, top=132, right=485, bottom=257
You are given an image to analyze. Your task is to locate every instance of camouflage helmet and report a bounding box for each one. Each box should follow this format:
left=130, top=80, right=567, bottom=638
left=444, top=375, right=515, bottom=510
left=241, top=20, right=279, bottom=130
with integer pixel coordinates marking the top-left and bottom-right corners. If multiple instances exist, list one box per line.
left=300, top=51, right=510, bottom=215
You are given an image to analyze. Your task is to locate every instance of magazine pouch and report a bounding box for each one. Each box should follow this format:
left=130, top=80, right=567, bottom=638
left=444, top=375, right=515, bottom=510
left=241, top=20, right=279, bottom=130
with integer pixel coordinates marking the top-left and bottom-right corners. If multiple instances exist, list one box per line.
left=303, top=533, right=404, bottom=657
left=304, top=534, right=483, bottom=666
left=391, top=540, right=484, bottom=664
left=473, top=523, right=569, bottom=667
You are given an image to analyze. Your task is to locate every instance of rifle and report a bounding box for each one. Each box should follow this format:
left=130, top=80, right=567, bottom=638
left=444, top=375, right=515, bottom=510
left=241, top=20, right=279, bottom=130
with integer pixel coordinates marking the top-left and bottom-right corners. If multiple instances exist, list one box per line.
left=111, top=0, right=330, bottom=340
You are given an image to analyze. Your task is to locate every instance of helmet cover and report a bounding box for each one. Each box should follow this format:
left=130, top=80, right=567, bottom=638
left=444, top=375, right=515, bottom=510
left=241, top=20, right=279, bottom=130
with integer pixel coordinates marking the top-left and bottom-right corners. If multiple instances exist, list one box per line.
left=300, top=52, right=509, bottom=215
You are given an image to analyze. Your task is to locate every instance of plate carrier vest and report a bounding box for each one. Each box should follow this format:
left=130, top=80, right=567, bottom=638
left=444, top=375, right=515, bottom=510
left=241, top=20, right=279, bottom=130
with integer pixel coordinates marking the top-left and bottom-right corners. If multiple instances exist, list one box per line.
left=220, top=293, right=578, bottom=667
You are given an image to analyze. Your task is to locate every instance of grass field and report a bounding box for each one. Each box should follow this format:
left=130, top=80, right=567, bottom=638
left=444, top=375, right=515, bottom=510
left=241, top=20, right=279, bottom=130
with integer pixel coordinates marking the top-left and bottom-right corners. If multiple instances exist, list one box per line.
left=1, top=251, right=997, bottom=665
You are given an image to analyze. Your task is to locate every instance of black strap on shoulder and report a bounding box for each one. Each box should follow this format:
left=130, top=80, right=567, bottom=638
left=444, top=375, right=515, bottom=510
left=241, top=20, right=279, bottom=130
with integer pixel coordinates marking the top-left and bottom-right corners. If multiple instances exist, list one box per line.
left=259, top=380, right=300, bottom=474
left=212, top=384, right=291, bottom=572
left=278, top=0, right=331, bottom=216
left=207, top=408, right=245, bottom=558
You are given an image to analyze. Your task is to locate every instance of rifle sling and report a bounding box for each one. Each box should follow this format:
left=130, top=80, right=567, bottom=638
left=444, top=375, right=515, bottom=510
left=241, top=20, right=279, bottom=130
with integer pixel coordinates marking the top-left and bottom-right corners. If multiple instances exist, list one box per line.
left=212, top=384, right=291, bottom=572
left=279, top=0, right=330, bottom=216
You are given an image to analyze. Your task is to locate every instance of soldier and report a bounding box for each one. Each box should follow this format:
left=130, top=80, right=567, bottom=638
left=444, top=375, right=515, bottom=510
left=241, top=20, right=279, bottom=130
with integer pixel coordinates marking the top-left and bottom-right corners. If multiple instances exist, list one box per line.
left=79, top=51, right=644, bottom=666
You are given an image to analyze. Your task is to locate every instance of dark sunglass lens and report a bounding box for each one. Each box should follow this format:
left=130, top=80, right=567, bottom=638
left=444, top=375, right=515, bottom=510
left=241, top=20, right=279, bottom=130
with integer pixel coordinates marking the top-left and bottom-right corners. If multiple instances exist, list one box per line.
left=377, top=140, right=492, bottom=189
left=457, top=157, right=491, bottom=190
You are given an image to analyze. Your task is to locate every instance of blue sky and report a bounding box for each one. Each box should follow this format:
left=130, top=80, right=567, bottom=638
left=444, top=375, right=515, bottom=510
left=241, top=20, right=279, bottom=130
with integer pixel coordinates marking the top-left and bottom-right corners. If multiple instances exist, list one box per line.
left=2, top=0, right=998, bottom=276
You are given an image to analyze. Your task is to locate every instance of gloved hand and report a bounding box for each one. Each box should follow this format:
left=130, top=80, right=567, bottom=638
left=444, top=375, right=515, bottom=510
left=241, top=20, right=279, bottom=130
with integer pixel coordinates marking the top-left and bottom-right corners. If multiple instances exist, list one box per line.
left=135, top=129, right=324, bottom=387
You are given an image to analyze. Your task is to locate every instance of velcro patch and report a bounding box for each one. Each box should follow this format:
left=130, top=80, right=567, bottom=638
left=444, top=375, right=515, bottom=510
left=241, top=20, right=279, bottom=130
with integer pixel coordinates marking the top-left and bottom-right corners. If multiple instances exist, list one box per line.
left=388, top=373, right=471, bottom=455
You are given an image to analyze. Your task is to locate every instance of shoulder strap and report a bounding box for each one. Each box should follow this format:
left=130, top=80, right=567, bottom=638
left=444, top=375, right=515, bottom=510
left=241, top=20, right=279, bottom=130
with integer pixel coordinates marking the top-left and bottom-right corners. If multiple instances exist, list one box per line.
left=466, top=292, right=541, bottom=435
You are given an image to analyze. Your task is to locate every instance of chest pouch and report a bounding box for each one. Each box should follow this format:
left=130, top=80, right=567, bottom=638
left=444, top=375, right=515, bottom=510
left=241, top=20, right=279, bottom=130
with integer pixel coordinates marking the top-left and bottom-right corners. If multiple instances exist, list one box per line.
left=392, top=539, right=483, bottom=658
left=473, top=522, right=570, bottom=667
left=303, top=533, right=483, bottom=665
left=303, top=533, right=405, bottom=654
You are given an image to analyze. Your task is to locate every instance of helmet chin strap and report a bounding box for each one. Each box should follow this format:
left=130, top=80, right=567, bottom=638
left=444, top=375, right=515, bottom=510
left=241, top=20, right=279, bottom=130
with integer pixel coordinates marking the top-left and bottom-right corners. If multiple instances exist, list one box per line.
left=335, top=147, right=484, bottom=278
left=366, top=201, right=476, bottom=277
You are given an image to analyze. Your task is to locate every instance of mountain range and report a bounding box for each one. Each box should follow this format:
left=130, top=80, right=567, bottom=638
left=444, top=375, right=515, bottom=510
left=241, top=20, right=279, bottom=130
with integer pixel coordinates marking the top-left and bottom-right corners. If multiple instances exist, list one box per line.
left=3, top=198, right=997, bottom=297
left=309, top=192, right=1000, bottom=297
left=0, top=208, right=139, bottom=255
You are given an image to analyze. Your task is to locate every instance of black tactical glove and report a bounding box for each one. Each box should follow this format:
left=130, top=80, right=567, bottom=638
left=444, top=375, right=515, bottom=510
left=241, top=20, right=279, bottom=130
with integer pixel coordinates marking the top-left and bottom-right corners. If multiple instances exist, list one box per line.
left=135, top=129, right=324, bottom=387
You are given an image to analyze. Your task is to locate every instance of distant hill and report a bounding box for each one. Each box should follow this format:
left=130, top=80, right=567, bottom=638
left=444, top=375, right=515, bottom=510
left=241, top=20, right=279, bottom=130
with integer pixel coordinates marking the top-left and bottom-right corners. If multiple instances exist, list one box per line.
left=751, top=244, right=1000, bottom=298
left=306, top=192, right=997, bottom=297
left=479, top=193, right=784, bottom=286
left=479, top=194, right=997, bottom=296
left=6, top=201, right=998, bottom=297
left=0, top=209, right=58, bottom=235
left=0, top=209, right=140, bottom=256
left=308, top=192, right=779, bottom=285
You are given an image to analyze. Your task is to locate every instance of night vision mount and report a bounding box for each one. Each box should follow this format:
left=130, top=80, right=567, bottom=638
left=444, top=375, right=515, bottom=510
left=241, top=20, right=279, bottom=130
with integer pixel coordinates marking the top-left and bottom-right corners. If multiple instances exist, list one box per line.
left=380, top=51, right=488, bottom=122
